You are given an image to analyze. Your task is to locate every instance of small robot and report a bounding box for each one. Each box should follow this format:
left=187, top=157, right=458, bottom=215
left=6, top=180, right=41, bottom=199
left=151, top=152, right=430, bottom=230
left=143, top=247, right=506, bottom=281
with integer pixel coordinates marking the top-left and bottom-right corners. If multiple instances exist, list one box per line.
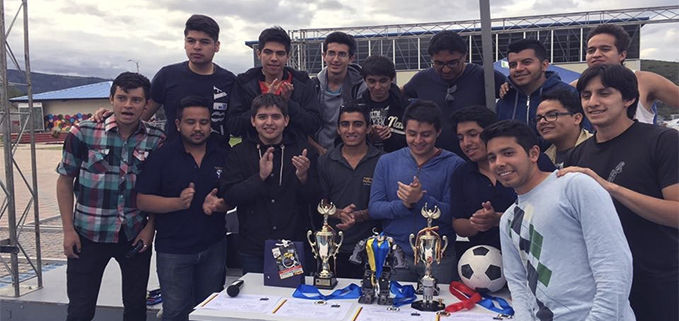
left=350, top=231, right=407, bottom=305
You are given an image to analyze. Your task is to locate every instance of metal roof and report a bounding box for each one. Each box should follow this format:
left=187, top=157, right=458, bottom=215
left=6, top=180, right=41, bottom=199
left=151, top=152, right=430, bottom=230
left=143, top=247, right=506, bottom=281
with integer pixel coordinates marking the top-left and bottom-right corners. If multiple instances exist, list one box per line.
left=11, top=81, right=112, bottom=102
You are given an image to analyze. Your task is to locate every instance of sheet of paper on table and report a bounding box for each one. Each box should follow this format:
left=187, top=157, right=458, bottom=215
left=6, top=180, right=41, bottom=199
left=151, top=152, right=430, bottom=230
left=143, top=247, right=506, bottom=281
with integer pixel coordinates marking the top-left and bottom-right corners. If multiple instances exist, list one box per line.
left=351, top=305, right=503, bottom=321
left=268, top=298, right=353, bottom=320
left=195, top=292, right=283, bottom=313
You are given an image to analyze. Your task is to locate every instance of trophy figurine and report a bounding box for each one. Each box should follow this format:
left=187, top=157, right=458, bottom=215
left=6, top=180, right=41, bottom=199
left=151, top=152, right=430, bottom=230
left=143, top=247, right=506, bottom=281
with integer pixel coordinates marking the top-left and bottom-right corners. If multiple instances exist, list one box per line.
left=307, top=200, right=344, bottom=289
left=409, top=203, right=449, bottom=312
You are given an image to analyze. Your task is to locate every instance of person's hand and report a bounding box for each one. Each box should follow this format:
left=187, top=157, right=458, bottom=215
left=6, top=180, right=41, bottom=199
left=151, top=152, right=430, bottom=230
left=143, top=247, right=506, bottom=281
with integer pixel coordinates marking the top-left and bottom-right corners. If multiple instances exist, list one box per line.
left=133, top=222, right=155, bottom=253
left=499, top=82, right=512, bottom=99
left=179, top=183, right=195, bottom=209
left=397, top=176, right=426, bottom=208
left=370, top=125, right=391, bottom=142
left=63, top=228, right=81, bottom=258
left=558, top=166, right=613, bottom=191
left=336, top=204, right=357, bottom=230
left=292, top=149, right=310, bottom=183
left=469, top=201, right=501, bottom=232
left=259, top=147, right=275, bottom=181
left=203, top=188, right=226, bottom=215
left=279, top=82, right=294, bottom=101
left=93, top=108, right=113, bottom=123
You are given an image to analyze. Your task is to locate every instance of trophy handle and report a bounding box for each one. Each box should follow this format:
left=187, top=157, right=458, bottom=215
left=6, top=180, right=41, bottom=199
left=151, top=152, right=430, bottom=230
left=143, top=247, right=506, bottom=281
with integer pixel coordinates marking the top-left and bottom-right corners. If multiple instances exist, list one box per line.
left=306, top=230, right=317, bottom=257
left=409, top=233, right=416, bottom=252
left=440, top=235, right=449, bottom=258
left=335, top=231, right=344, bottom=257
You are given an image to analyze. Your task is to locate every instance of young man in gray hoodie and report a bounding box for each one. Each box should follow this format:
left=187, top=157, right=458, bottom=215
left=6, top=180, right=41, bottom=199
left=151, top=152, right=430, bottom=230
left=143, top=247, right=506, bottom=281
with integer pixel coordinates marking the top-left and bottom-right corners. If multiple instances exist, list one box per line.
left=311, top=31, right=366, bottom=155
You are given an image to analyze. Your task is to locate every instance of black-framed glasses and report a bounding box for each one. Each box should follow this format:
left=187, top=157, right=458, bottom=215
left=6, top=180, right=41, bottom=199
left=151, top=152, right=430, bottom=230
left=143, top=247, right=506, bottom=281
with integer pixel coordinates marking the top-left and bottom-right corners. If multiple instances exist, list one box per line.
left=431, top=59, right=462, bottom=70
left=535, top=111, right=573, bottom=123
left=325, top=51, right=350, bottom=59
left=445, top=85, right=457, bottom=102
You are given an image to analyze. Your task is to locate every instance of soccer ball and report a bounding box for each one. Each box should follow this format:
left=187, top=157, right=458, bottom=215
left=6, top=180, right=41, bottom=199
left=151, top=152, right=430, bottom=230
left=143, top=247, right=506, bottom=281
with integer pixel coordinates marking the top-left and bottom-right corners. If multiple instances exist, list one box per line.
left=457, top=245, right=506, bottom=293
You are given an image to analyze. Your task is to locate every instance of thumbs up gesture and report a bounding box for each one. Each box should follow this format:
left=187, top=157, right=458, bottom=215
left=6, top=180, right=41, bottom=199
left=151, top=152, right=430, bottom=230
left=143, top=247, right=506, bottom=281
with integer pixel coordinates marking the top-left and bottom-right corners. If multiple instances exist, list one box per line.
left=179, top=182, right=195, bottom=209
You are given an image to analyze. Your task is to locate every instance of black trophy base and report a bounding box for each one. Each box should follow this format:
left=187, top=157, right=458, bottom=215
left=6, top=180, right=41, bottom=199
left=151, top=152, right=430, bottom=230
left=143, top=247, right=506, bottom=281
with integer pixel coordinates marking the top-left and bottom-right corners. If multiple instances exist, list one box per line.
left=314, top=275, right=338, bottom=289
left=411, top=300, right=445, bottom=312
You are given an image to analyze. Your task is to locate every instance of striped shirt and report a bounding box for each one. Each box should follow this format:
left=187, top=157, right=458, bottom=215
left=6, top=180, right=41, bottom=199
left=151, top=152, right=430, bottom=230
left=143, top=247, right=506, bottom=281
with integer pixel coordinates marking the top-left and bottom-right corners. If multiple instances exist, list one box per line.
left=56, top=115, right=165, bottom=243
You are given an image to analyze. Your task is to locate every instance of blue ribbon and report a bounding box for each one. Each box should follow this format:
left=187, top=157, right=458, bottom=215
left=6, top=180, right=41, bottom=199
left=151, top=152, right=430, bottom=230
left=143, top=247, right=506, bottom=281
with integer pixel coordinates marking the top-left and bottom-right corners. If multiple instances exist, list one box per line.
left=477, top=293, right=514, bottom=315
left=292, top=284, right=362, bottom=300
left=372, top=233, right=390, bottom=278
left=390, top=281, right=417, bottom=307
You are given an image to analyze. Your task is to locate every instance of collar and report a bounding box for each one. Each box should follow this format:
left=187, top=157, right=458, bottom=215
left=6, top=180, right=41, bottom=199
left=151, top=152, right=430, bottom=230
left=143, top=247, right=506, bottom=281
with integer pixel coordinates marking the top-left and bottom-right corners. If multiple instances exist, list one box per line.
left=329, top=143, right=381, bottom=163
left=171, top=134, right=219, bottom=155
left=104, top=114, right=145, bottom=135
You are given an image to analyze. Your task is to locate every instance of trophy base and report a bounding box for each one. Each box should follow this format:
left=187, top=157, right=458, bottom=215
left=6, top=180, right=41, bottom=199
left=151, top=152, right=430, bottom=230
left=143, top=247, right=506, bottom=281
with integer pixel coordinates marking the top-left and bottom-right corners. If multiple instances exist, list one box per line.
left=411, top=300, right=445, bottom=312
left=314, top=275, right=338, bottom=289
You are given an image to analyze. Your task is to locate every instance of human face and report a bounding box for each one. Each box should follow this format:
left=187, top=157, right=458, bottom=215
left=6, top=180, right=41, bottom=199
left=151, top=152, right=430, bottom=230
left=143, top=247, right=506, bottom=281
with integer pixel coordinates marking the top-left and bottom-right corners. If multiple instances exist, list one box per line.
left=323, top=42, right=354, bottom=76
left=586, top=33, right=626, bottom=67
left=507, top=49, right=547, bottom=92
left=365, top=75, right=391, bottom=102
left=251, top=105, right=289, bottom=145
left=405, top=120, right=440, bottom=160
left=176, top=106, right=211, bottom=146
left=109, top=86, right=147, bottom=127
left=337, top=111, right=369, bottom=147
left=257, top=42, right=289, bottom=79
left=535, top=100, right=581, bottom=143
left=486, top=136, right=539, bottom=194
left=580, top=76, right=634, bottom=128
left=456, top=121, right=486, bottom=162
left=431, top=50, right=466, bottom=81
left=184, top=30, right=220, bottom=66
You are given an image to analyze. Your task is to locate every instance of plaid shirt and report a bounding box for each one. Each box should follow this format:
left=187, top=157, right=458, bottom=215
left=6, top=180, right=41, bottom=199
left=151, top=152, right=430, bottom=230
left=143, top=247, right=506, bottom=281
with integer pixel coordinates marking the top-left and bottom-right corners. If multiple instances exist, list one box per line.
left=56, top=115, right=165, bottom=243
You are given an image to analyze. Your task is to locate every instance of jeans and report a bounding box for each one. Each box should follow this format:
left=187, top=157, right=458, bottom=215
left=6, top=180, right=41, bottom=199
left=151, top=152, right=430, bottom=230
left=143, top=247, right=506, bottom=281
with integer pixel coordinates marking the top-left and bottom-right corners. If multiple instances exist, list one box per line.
left=156, top=239, right=227, bottom=321
left=239, top=252, right=264, bottom=274
left=66, top=233, right=151, bottom=321
left=393, top=246, right=458, bottom=284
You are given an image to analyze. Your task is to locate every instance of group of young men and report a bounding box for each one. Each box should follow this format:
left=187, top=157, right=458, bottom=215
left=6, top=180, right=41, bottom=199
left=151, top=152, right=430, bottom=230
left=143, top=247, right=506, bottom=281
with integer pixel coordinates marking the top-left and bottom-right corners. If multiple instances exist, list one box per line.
left=55, top=13, right=677, bottom=321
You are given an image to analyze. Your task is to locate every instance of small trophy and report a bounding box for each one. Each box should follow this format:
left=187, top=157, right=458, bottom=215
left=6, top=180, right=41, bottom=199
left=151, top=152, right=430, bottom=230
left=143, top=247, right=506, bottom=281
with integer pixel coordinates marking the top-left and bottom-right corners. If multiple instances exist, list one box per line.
left=307, top=200, right=344, bottom=289
left=409, top=203, right=449, bottom=312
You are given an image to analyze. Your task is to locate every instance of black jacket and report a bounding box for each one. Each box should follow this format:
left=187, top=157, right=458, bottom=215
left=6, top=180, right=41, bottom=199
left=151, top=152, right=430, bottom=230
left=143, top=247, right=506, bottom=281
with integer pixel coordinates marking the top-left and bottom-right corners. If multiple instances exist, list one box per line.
left=355, top=83, right=408, bottom=152
left=227, top=67, right=322, bottom=140
left=221, top=132, right=322, bottom=256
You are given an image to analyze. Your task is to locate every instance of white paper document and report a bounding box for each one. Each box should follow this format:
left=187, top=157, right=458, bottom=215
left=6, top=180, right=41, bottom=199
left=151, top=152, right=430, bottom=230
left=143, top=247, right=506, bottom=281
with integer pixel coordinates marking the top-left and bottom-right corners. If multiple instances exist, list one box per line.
left=351, top=305, right=437, bottom=321
left=268, top=298, right=353, bottom=320
left=195, top=292, right=282, bottom=313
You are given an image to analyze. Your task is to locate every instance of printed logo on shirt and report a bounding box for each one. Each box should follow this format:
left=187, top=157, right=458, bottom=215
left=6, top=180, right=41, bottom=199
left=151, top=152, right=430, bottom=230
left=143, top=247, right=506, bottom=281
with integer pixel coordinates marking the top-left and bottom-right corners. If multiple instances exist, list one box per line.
left=607, top=161, right=625, bottom=182
left=214, top=86, right=227, bottom=99
left=386, top=116, right=405, bottom=135
left=215, top=166, right=223, bottom=180
left=362, top=177, right=373, bottom=186
left=212, top=86, right=229, bottom=136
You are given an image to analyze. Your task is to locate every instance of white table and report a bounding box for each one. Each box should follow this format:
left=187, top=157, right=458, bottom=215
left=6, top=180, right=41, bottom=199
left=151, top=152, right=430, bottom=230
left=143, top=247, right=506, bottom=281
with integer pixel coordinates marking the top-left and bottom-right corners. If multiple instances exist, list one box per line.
left=189, top=273, right=510, bottom=321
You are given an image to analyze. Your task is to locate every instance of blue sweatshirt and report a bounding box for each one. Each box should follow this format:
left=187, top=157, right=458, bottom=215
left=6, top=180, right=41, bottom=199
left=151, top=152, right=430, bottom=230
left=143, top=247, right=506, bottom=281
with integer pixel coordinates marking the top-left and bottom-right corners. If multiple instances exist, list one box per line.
left=368, top=147, right=464, bottom=256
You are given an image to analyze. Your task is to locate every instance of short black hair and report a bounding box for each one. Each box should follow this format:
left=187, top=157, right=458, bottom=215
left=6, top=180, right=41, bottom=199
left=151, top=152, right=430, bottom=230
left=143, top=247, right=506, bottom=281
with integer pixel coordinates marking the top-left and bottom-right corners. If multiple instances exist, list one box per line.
left=338, top=100, right=370, bottom=125
left=361, top=55, right=396, bottom=80
left=480, top=120, right=538, bottom=155
left=110, top=72, right=151, bottom=101
left=251, top=93, right=288, bottom=117
left=324, top=31, right=356, bottom=57
left=450, top=106, right=497, bottom=133
left=184, top=14, right=219, bottom=42
left=259, top=26, right=291, bottom=54
left=540, top=89, right=584, bottom=127
left=428, top=30, right=467, bottom=57
left=577, top=64, right=638, bottom=119
left=177, top=96, right=211, bottom=120
left=507, top=39, right=548, bottom=62
left=587, top=24, right=630, bottom=63
left=403, top=100, right=443, bottom=131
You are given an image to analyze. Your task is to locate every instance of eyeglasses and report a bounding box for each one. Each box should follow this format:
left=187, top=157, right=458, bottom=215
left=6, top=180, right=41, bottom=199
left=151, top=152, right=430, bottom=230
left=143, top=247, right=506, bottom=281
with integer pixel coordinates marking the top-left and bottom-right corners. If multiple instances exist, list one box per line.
left=535, top=111, right=573, bottom=123
left=325, top=51, right=350, bottom=59
left=445, top=85, right=457, bottom=102
left=432, top=59, right=462, bottom=70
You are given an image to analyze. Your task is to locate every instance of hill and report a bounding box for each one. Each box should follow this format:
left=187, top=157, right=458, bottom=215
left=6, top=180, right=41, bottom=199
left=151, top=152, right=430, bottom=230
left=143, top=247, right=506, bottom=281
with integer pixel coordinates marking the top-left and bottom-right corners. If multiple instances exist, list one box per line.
left=7, top=70, right=110, bottom=98
left=640, top=59, right=678, bottom=120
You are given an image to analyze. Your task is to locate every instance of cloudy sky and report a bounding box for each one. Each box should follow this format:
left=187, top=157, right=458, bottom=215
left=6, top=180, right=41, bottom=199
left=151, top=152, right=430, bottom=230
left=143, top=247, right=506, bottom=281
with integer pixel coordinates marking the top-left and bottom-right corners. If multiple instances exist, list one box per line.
left=4, top=0, right=677, bottom=79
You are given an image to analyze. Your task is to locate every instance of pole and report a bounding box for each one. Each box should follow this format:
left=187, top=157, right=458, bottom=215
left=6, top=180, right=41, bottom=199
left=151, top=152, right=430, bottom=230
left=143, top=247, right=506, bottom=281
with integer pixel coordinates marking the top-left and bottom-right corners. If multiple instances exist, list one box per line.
left=479, top=0, right=496, bottom=112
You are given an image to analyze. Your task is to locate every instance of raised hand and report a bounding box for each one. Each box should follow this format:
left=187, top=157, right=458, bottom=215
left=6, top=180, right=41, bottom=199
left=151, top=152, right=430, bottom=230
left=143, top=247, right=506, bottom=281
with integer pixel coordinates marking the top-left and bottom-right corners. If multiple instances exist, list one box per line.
left=397, top=176, right=426, bottom=208
left=292, top=149, right=310, bottom=183
left=259, top=147, right=275, bottom=181
left=179, top=182, right=195, bottom=209
left=470, top=201, right=501, bottom=232
left=202, top=188, right=226, bottom=216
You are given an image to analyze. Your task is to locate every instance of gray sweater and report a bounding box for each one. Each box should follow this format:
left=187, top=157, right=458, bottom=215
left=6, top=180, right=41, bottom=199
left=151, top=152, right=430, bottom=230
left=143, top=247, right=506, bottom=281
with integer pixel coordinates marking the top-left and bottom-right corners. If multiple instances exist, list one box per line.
left=501, top=171, right=635, bottom=321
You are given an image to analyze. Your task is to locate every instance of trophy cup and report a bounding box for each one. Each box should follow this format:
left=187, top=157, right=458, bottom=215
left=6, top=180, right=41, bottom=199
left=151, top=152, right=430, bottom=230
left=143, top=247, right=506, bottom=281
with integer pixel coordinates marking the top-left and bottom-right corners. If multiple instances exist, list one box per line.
left=409, top=203, right=449, bottom=311
left=307, top=201, right=344, bottom=289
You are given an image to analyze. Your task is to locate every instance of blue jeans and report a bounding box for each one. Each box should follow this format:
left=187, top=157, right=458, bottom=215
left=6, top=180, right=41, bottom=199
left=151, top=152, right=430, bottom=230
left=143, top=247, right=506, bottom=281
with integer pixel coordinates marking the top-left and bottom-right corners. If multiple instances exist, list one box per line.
left=156, top=239, right=226, bottom=321
left=393, top=246, right=458, bottom=284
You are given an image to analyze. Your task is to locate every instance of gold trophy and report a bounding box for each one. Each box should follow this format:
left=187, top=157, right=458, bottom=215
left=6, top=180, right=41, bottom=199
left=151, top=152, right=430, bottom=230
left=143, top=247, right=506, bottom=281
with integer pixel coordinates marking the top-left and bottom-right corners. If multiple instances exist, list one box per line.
left=307, top=201, right=344, bottom=289
left=409, top=203, right=449, bottom=311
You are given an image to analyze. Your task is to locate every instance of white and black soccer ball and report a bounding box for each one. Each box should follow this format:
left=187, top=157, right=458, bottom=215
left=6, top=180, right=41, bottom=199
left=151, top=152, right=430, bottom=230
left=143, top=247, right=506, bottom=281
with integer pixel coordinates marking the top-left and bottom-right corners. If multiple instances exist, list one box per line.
left=457, top=245, right=506, bottom=293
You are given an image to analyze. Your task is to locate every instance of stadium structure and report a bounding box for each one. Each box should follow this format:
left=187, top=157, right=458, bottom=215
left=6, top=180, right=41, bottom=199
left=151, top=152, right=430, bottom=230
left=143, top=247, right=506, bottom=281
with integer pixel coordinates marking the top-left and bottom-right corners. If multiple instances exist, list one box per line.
left=246, top=6, right=679, bottom=85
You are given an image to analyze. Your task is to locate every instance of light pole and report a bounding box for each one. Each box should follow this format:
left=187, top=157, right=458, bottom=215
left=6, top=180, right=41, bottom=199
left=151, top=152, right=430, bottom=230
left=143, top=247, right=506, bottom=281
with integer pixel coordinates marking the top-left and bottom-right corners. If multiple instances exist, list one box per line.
left=127, top=59, right=139, bottom=73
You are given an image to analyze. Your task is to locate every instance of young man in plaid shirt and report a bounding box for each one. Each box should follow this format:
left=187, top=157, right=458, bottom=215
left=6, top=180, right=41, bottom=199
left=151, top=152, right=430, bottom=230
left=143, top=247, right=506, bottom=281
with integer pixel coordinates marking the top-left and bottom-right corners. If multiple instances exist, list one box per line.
left=56, top=72, right=166, bottom=321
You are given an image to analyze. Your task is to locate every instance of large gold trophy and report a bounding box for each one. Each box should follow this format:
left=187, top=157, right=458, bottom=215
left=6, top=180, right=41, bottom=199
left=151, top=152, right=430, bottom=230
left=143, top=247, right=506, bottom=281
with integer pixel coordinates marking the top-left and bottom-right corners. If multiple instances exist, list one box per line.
left=307, top=201, right=344, bottom=289
left=409, top=203, right=449, bottom=311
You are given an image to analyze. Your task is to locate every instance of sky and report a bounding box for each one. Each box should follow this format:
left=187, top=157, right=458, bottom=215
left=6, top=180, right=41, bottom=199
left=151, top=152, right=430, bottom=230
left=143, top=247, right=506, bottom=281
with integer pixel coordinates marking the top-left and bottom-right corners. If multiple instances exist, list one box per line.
left=3, top=0, right=678, bottom=79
